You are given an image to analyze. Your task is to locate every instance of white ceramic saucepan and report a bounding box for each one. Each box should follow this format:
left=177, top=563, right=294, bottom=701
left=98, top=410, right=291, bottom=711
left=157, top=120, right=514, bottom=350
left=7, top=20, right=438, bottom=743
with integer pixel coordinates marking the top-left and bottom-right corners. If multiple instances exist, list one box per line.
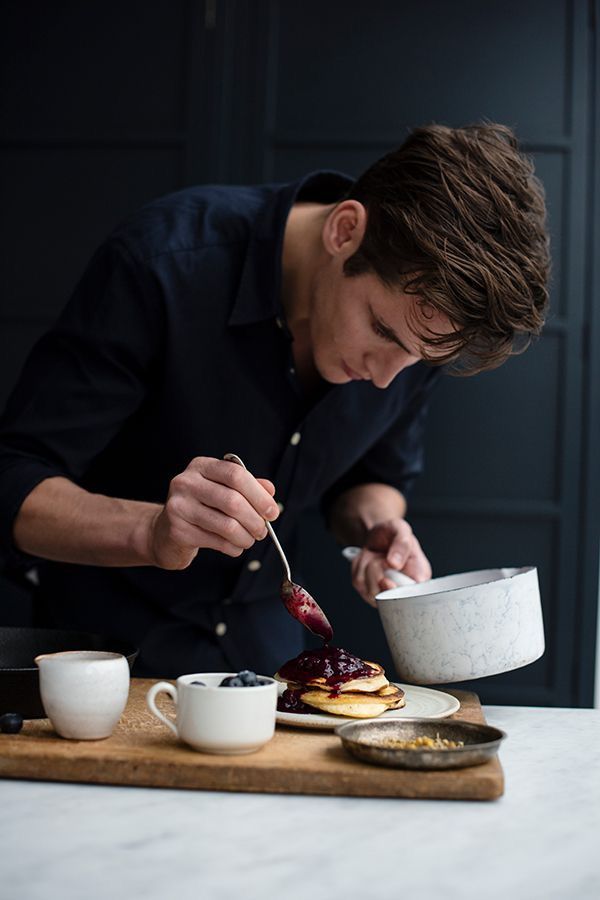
left=376, top=567, right=545, bottom=684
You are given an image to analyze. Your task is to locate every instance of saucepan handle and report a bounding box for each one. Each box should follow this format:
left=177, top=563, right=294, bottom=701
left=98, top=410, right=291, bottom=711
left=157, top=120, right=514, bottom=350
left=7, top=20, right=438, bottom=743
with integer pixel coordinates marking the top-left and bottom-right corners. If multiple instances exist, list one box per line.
left=146, top=681, right=178, bottom=735
left=342, top=546, right=417, bottom=587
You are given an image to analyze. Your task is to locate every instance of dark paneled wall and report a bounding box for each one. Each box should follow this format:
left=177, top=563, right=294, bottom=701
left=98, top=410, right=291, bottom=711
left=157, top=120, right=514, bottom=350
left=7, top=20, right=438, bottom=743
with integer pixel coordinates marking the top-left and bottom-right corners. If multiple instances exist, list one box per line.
left=1, top=1, right=598, bottom=705
left=1, top=1, right=191, bottom=406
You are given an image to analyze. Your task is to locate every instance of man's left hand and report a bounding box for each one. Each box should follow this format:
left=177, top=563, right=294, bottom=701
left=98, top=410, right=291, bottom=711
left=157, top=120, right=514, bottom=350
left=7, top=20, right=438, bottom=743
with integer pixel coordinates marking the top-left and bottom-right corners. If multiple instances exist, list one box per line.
left=350, top=518, right=431, bottom=607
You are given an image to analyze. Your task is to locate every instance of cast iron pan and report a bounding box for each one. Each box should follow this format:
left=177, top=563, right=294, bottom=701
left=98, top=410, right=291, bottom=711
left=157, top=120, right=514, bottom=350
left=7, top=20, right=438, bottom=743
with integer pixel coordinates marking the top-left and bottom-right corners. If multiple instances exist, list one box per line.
left=0, top=627, right=138, bottom=719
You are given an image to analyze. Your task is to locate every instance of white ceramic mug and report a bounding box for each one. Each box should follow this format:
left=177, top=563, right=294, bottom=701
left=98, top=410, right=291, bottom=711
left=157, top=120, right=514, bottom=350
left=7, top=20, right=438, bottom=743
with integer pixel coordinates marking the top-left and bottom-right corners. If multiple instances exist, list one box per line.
left=146, top=673, right=277, bottom=754
left=35, top=650, right=130, bottom=740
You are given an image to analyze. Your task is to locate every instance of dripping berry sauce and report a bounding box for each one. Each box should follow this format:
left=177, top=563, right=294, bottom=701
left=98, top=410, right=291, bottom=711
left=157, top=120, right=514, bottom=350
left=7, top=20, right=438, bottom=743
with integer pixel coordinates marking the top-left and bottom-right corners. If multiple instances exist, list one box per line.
left=278, top=646, right=374, bottom=691
left=276, top=688, right=316, bottom=714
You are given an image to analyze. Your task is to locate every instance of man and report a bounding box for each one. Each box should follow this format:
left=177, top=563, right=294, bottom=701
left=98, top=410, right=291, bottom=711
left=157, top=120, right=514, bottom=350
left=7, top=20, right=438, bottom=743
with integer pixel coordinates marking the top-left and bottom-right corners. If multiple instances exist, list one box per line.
left=0, top=123, right=549, bottom=677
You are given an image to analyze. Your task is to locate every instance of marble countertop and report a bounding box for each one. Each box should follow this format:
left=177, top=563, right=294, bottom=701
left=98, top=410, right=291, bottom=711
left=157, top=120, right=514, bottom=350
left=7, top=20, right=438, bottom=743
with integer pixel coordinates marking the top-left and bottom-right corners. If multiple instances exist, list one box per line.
left=1, top=705, right=599, bottom=900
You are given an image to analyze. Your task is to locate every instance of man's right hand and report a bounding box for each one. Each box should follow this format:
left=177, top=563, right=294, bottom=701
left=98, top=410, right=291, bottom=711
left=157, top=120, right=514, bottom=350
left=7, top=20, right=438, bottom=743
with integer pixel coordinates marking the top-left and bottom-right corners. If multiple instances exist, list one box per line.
left=149, top=456, right=279, bottom=570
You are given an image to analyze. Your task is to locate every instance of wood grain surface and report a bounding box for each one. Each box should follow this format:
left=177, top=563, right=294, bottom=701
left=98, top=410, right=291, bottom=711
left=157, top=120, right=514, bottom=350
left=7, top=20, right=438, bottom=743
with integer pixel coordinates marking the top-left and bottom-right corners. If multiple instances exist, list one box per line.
left=0, top=679, right=504, bottom=800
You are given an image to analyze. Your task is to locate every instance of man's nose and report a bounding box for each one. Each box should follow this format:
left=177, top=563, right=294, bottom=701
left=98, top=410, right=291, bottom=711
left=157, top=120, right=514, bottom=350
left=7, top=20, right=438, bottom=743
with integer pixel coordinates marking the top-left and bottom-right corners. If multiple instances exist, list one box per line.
left=369, top=351, right=415, bottom=389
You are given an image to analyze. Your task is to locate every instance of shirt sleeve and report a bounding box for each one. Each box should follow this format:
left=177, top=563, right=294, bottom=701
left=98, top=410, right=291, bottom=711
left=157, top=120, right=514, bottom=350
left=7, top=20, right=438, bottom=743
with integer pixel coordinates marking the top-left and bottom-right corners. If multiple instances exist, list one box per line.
left=0, top=238, right=164, bottom=565
left=320, top=365, right=442, bottom=522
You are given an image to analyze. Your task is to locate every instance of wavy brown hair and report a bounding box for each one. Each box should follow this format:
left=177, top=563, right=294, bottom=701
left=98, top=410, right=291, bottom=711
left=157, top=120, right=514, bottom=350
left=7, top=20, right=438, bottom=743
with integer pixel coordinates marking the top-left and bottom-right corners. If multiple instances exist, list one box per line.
left=343, top=123, right=550, bottom=374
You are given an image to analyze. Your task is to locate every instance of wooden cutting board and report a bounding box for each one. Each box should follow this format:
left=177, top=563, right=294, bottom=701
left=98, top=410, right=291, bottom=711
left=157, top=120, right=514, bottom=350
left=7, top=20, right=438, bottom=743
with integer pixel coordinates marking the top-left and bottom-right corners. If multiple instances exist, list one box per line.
left=0, top=679, right=503, bottom=800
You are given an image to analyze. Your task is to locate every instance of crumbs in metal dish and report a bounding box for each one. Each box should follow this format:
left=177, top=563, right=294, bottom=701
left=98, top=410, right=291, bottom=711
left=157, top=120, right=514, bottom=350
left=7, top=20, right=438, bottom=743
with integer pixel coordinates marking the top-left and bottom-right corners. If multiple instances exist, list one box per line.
left=377, top=733, right=465, bottom=751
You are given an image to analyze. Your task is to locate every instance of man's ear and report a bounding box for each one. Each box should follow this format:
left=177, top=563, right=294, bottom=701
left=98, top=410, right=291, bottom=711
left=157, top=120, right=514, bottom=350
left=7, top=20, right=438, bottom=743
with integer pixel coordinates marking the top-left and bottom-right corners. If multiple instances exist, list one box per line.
left=322, top=200, right=367, bottom=260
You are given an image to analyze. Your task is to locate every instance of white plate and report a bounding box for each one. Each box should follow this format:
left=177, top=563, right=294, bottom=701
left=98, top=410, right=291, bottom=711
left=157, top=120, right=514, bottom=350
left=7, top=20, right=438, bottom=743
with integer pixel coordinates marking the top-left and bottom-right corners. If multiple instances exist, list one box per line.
left=276, top=682, right=460, bottom=730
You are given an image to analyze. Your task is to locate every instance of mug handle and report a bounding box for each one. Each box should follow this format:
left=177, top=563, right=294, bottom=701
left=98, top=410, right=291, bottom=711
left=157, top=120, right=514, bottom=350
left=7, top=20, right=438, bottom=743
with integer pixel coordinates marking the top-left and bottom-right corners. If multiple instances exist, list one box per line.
left=146, top=681, right=178, bottom=735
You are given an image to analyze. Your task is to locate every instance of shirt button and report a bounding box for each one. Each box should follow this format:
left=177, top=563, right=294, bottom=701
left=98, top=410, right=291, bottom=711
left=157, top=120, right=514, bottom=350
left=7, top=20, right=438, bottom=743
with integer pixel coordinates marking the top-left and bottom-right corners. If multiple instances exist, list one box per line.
left=289, top=367, right=295, bottom=376
left=215, top=622, right=227, bottom=637
left=290, top=431, right=301, bottom=446
left=247, top=560, right=262, bottom=572
left=275, top=317, right=284, bottom=330
left=223, top=597, right=233, bottom=606
left=277, top=501, right=285, bottom=514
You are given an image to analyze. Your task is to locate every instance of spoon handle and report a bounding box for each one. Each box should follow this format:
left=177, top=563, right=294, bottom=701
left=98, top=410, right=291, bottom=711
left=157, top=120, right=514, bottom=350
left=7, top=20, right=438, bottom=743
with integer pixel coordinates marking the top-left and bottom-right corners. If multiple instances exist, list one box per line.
left=223, top=453, right=291, bottom=582
left=263, top=520, right=292, bottom=583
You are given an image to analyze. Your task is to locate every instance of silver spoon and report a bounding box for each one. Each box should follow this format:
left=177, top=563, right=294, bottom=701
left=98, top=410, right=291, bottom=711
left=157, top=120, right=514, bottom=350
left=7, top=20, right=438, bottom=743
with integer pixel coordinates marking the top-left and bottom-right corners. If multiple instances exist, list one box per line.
left=223, top=453, right=333, bottom=642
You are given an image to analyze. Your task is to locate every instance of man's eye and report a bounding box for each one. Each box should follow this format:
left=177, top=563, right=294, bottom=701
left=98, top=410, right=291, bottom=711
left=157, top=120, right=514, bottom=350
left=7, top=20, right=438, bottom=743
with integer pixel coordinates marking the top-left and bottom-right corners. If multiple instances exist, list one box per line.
left=372, top=321, right=395, bottom=342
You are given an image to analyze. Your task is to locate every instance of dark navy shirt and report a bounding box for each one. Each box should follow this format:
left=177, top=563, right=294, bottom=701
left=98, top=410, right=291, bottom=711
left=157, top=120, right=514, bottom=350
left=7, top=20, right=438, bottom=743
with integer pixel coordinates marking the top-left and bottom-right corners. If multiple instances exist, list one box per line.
left=0, top=172, right=441, bottom=677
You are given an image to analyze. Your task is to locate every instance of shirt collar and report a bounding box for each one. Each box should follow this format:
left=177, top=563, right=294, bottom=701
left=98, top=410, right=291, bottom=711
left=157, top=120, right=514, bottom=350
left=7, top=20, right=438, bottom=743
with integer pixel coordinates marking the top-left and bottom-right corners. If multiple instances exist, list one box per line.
left=227, top=170, right=353, bottom=328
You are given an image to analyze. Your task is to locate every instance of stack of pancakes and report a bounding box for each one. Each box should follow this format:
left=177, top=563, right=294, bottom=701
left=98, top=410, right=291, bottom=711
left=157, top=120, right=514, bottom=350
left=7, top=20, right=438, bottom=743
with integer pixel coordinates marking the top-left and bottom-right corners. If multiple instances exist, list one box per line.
left=276, top=653, right=405, bottom=719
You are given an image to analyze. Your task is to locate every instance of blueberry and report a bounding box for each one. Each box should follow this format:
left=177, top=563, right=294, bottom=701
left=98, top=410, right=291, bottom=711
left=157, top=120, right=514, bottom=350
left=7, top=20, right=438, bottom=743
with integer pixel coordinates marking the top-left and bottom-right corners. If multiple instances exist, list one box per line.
left=256, top=678, right=270, bottom=686
left=220, top=676, right=245, bottom=687
left=0, top=713, right=23, bottom=734
left=190, top=681, right=206, bottom=686
left=238, top=670, right=258, bottom=686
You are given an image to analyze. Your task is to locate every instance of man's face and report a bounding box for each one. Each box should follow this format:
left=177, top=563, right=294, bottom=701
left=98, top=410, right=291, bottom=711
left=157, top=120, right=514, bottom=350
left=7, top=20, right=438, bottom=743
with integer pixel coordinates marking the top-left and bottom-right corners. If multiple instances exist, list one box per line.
left=309, top=266, right=455, bottom=388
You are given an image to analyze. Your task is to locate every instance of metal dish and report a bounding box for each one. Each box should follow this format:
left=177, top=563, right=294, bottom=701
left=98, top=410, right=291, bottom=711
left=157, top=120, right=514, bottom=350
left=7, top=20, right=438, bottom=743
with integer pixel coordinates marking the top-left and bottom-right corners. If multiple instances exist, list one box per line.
left=336, top=718, right=506, bottom=769
left=0, top=627, right=138, bottom=719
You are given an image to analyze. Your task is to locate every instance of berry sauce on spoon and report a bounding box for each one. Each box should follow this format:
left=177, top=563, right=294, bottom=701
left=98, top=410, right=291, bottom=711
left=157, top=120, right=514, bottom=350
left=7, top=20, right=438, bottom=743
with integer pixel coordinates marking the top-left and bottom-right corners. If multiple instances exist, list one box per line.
left=280, top=580, right=333, bottom=642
